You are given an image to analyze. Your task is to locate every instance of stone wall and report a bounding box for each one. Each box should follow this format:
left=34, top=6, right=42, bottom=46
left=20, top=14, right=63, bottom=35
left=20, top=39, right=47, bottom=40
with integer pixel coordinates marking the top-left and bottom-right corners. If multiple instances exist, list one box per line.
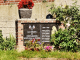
left=31, top=2, right=53, bottom=19
left=0, top=0, right=80, bottom=37
left=0, top=5, right=19, bottom=37
left=54, top=0, right=80, bottom=6
left=0, top=0, right=54, bottom=5
left=0, top=2, right=53, bottom=38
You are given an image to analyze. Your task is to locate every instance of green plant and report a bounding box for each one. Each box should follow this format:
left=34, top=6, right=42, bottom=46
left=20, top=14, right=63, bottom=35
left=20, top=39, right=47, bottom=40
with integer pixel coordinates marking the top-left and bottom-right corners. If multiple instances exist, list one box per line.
left=19, top=50, right=80, bottom=59
left=42, top=0, right=47, bottom=3
left=0, top=50, right=19, bottom=60
left=51, top=29, right=78, bottom=52
left=0, top=30, right=3, bottom=42
left=0, top=35, right=16, bottom=50
left=49, top=1, right=80, bottom=31
left=49, top=2, right=80, bottom=22
left=50, top=34, right=55, bottom=42
left=0, top=30, right=4, bottom=50
left=49, top=1, right=80, bottom=49
left=26, top=39, right=39, bottom=48
left=25, top=39, right=44, bottom=51
left=1, top=50, right=80, bottom=60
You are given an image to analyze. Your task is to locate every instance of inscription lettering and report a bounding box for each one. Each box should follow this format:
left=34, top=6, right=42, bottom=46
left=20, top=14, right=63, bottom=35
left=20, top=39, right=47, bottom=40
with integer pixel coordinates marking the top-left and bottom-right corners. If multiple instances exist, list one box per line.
left=24, top=37, right=40, bottom=39
left=27, top=31, right=37, bottom=33
left=42, top=27, right=49, bottom=28
left=27, top=35, right=38, bottom=37
left=42, top=41, right=50, bottom=42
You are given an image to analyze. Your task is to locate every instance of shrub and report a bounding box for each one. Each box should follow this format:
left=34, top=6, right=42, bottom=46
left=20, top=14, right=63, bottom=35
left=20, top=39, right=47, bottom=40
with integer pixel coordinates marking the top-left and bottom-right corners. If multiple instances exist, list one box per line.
left=0, top=35, right=16, bottom=50
left=51, top=28, right=78, bottom=52
left=49, top=2, right=80, bottom=40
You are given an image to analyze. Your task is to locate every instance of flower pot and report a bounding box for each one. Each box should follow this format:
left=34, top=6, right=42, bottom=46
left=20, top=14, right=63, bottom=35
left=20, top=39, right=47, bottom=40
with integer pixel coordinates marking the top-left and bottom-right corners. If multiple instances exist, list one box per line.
left=19, top=8, right=32, bottom=19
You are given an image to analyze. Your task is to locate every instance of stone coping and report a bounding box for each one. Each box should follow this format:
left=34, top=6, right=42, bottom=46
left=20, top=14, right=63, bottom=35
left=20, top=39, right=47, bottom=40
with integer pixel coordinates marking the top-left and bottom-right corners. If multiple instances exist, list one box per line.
left=18, top=19, right=56, bottom=21
left=19, top=9, right=32, bottom=10
left=17, top=19, right=60, bottom=23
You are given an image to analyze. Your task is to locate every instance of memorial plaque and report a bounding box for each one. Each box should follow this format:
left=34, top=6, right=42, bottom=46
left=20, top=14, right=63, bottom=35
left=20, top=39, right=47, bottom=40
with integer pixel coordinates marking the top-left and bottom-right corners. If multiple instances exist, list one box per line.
left=23, top=23, right=58, bottom=45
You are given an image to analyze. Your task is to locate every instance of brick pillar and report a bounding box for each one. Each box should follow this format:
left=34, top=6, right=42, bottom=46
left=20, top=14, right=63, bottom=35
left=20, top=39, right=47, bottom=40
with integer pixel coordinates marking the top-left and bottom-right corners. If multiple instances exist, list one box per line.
left=0, top=0, right=3, bottom=3
left=17, top=21, right=25, bottom=52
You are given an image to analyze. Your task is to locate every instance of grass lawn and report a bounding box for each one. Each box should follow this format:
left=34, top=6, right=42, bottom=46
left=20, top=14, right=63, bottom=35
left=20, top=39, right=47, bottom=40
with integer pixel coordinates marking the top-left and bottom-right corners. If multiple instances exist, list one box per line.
left=0, top=50, right=80, bottom=60
left=0, top=50, right=20, bottom=60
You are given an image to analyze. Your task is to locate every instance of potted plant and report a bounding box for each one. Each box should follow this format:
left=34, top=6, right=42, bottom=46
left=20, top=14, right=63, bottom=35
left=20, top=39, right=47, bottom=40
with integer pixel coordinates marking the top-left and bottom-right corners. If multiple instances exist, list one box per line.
left=18, top=0, right=34, bottom=18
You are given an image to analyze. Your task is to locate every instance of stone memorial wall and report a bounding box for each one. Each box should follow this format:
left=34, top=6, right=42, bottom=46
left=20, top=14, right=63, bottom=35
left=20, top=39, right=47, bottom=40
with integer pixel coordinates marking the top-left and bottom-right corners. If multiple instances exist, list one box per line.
left=16, top=19, right=61, bottom=51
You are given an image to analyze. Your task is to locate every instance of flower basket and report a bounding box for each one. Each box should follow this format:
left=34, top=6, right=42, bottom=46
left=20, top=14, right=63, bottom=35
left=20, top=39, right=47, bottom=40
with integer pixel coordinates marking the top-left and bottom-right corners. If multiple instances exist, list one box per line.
left=18, top=0, right=34, bottom=19
left=19, top=8, right=32, bottom=18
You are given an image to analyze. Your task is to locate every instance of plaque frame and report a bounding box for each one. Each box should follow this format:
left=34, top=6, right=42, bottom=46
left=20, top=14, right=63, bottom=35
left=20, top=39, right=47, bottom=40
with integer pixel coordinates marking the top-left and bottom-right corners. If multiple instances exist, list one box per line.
left=22, top=23, right=58, bottom=46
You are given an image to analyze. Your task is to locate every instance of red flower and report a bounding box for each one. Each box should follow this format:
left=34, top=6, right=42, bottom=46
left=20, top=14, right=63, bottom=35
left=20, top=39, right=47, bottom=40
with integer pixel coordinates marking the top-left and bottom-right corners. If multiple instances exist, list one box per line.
left=18, top=0, right=34, bottom=9
left=25, top=47, right=28, bottom=50
left=33, top=38, right=35, bottom=41
left=32, top=40, right=33, bottom=42
left=38, top=39, right=40, bottom=41
left=35, top=48, right=39, bottom=51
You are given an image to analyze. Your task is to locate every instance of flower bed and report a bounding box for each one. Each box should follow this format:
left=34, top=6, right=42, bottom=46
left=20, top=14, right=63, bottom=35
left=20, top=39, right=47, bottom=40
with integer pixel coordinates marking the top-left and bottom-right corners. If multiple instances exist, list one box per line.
left=25, top=38, right=54, bottom=52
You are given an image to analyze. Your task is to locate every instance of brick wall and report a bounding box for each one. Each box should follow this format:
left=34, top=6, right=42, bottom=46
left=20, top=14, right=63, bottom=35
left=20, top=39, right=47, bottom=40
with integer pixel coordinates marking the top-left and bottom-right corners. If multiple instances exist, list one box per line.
left=0, top=0, right=54, bottom=5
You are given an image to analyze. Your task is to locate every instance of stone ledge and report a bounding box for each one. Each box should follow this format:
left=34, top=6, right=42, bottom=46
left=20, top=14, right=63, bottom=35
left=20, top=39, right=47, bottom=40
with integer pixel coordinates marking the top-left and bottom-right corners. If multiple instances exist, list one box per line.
left=18, top=19, right=56, bottom=21
left=17, top=19, right=60, bottom=23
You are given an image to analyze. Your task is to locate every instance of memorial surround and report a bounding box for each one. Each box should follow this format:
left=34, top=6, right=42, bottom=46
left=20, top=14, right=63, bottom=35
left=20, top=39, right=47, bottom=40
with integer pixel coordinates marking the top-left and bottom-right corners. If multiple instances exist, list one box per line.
left=16, top=19, right=61, bottom=51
